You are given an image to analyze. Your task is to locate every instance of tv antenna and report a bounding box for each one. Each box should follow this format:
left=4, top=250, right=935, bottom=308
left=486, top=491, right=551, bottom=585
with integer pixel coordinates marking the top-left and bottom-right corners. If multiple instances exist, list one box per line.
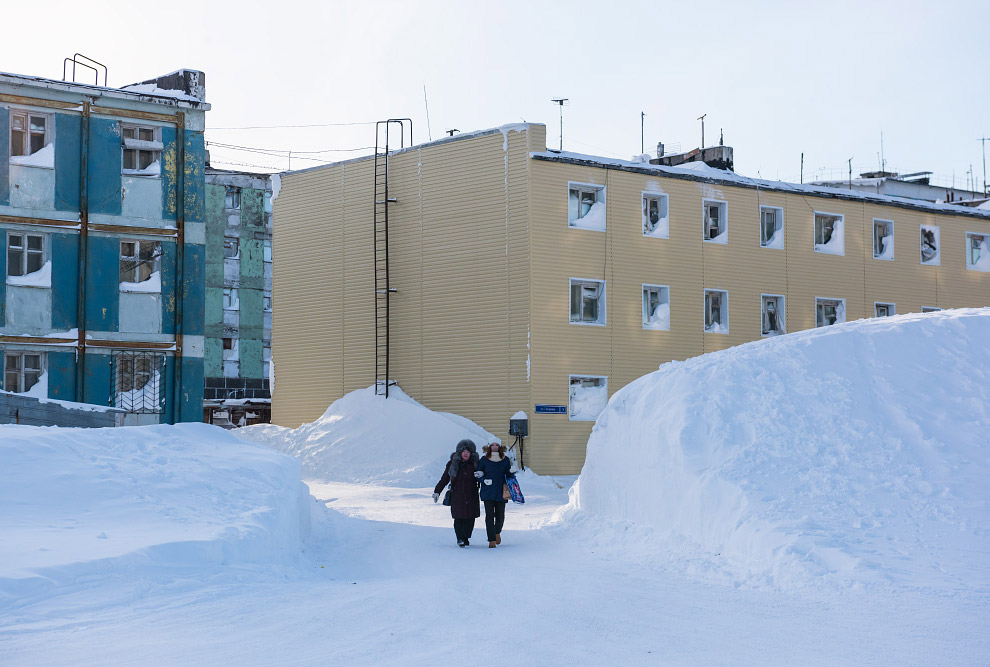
left=980, top=137, right=989, bottom=196
left=551, top=98, right=569, bottom=150
left=697, top=113, right=707, bottom=149
left=445, top=128, right=459, bottom=137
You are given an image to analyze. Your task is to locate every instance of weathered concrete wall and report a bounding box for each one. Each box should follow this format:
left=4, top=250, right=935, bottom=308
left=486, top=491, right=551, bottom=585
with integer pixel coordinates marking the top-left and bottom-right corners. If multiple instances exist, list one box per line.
left=0, top=392, right=122, bottom=427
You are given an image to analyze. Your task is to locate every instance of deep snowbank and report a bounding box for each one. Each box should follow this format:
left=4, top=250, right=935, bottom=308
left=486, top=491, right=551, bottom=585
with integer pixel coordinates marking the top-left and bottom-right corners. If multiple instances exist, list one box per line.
left=237, top=386, right=499, bottom=487
left=0, top=423, right=312, bottom=587
left=559, top=309, right=990, bottom=590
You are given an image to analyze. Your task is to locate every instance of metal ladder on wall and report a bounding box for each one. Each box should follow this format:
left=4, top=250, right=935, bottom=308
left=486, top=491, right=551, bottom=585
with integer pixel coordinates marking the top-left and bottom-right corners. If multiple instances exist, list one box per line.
left=373, top=119, right=413, bottom=398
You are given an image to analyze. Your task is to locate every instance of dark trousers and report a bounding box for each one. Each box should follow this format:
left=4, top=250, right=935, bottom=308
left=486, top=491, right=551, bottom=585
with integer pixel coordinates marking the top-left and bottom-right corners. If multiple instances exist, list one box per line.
left=484, top=500, right=506, bottom=542
left=453, top=518, right=475, bottom=542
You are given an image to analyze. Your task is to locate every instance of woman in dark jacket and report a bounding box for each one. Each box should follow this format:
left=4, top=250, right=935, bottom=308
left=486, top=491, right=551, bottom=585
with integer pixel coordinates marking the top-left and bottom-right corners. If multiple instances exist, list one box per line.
left=476, top=442, right=515, bottom=548
left=433, top=439, right=482, bottom=547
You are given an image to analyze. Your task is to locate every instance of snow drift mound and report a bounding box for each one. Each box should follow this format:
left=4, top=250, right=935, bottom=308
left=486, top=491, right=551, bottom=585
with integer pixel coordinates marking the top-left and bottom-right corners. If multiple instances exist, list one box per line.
left=237, top=386, right=498, bottom=487
left=561, top=309, right=990, bottom=591
left=0, top=423, right=312, bottom=587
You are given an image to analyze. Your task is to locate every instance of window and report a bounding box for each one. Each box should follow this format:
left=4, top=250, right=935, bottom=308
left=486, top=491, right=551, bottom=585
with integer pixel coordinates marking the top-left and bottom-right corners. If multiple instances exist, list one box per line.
left=642, top=284, right=670, bottom=330
left=920, top=225, right=940, bottom=265
left=921, top=306, right=941, bottom=313
left=703, top=199, right=727, bottom=242
left=642, top=193, right=669, bottom=238
left=704, top=289, right=729, bottom=333
left=119, top=240, right=162, bottom=284
left=873, top=219, right=894, bottom=260
left=263, top=295, right=272, bottom=311
left=760, top=206, right=783, bottom=248
left=3, top=352, right=43, bottom=393
left=965, top=232, right=990, bottom=271
left=264, top=191, right=273, bottom=213
left=569, top=278, right=606, bottom=325
left=567, top=182, right=605, bottom=231
left=225, top=187, right=241, bottom=210
left=222, top=337, right=233, bottom=350
left=761, top=294, right=786, bottom=336
left=874, top=302, right=895, bottom=318
left=263, top=242, right=272, bottom=263
left=568, top=375, right=608, bottom=422
left=223, top=238, right=239, bottom=259
left=6, top=233, right=45, bottom=277
left=112, top=351, right=163, bottom=413
left=10, top=111, right=49, bottom=157
left=815, top=297, right=846, bottom=327
left=814, top=212, right=844, bottom=255
left=121, top=123, right=163, bottom=173
left=223, top=288, right=239, bottom=310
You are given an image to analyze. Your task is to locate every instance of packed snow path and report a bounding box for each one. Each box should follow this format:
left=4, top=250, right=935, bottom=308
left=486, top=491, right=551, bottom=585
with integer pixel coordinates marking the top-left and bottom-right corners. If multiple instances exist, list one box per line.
left=2, top=479, right=986, bottom=666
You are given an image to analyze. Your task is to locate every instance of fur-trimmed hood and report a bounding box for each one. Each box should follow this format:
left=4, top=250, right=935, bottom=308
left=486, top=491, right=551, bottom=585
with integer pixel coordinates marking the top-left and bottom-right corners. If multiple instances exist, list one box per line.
left=448, top=439, right=479, bottom=479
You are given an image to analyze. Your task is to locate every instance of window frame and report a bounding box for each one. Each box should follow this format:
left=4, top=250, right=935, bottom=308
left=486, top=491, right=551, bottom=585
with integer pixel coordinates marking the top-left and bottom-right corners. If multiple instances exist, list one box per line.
left=813, top=211, right=845, bottom=255
left=222, top=287, right=240, bottom=310
left=120, top=122, right=163, bottom=175
left=6, top=232, right=46, bottom=277
left=111, top=351, right=163, bottom=413
left=566, top=181, right=606, bottom=231
left=223, top=238, right=240, bottom=259
left=760, top=293, right=786, bottom=336
left=815, top=296, right=846, bottom=328
left=641, top=192, right=669, bottom=238
left=119, top=239, right=162, bottom=287
left=872, top=218, right=895, bottom=261
left=3, top=350, right=44, bottom=393
left=965, top=232, right=989, bottom=271
left=874, top=302, right=895, bottom=318
left=702, top=199, right=728, bottom=243
left=568, top=374, right=608, bottom=422
left=759, top=206, right=784, bottom=248
left=704, top=288, right=729, bottom=334
left=641, top=283, right=671, bottom=330
left=569, top=277, right=606, bottom=326
left=9, top=109, right=52, bottom=158
left=225, top=187, right=242, bottom=211
left=919, top=224, right=940, bottom=266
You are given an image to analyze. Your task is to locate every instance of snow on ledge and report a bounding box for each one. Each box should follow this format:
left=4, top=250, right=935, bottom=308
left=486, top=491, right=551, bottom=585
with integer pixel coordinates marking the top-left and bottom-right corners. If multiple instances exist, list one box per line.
left=6, top=260, right=52, bottom=288
left=9, top=143, right=54, bottom=169
left=120, top=271, right=162, bottom=293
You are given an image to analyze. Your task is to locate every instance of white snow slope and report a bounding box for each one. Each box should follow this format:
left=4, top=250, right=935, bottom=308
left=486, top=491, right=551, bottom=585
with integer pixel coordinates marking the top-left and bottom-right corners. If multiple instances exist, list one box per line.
left=0, top=423, right=313, bottom=592
left=560, top=308, right=990, bottom=592
left=237, top=385, right=498, bottom=486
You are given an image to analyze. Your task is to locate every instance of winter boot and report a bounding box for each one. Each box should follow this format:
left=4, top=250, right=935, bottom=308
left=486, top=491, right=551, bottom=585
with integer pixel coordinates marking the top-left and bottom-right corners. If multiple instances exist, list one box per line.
left=489, top=541, right=496, bottom=548
left=495, top=534, right=501, bottom=545
left=457, top=540, right=466, bottom=547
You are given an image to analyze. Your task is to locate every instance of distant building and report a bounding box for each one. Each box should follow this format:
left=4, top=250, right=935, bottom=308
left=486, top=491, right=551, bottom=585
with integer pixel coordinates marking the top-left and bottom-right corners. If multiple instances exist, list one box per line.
left=203, top=168, right=273, bottom=426
left=810, top=170, right=982, bottom=204
left=0, top=67, right=209, bottom=424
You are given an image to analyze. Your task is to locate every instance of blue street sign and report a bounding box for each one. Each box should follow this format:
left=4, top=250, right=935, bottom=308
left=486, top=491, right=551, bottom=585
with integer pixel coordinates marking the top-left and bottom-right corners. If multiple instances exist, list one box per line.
left=534, top=404, right=567, bottom=414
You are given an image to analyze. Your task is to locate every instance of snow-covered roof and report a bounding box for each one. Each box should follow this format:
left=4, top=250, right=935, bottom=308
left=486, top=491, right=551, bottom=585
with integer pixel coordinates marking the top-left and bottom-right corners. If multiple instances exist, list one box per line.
left=531, top=150, right=990, bottom=221
left=0, top=70, right=210, bottom=111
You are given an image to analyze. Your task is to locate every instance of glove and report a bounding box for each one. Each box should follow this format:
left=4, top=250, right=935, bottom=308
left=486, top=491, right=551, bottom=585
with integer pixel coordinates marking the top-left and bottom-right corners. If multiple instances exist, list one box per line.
left=432, top=493, right=439, bottom=503
left=474, top=471, right=484, bottom=479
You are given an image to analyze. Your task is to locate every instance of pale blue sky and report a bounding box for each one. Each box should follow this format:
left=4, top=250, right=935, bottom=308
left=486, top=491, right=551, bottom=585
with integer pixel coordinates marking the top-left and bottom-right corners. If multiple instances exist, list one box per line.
left=6, top=0, right=989, bottom=190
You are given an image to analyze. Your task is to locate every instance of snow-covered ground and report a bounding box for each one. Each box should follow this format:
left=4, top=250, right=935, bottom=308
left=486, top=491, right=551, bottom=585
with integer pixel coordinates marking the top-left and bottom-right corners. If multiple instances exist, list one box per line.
left=1, top=311, right=989, bottom=665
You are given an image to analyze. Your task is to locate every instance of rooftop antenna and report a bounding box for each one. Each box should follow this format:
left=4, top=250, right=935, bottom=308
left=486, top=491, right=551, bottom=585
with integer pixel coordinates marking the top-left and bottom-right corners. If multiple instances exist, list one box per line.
left=980, top=137, right=989, bottom=196
left=551, top=98, right=569, bottom=151
left=848, top=157, right=854, bottom=189
left=640, top=111, right=645, bottom=154
left=880, top=130, right=886, bottom=172
left=800, top=152, right=804, bottom=184
left=697, top=113, right=706, bottom=149
left=445, top=128, right=459, bottom=137
left=423, top=85, right=433, bottom=142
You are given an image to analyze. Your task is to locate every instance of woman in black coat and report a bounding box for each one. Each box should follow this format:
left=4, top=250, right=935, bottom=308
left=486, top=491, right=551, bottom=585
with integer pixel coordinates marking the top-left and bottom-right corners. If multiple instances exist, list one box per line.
left=476, top=442, right=515, bottom=548
left=433, top=439, right=482, bottom=547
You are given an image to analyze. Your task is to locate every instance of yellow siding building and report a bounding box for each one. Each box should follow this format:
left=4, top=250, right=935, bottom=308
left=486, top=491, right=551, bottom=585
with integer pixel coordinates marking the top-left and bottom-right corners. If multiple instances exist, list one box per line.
left=272, top=124, right=990, bottom=474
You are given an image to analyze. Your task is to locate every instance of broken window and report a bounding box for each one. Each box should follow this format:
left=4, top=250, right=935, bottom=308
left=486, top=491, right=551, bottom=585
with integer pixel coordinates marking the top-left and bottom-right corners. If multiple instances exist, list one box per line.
left=263, top=295, right=272, bottom=311
left=10, top=111, right=49, bottom=157
left=642, top=193, right=669, bottom=238
left=874, top=302, right=895, bottom=318
left=225, top=187, right=242, bottom=211
left=814, top=213, right=844, bottom=255
left=642, top=284, right=670, bottom=330
left=965, top=232, right=990, bottom=271
left=703, top=200, right=727, bottom=242
left=119, top=240, right=162, bottom=285
left=223, top=287, right=239, bottom=310
left=761, top=294, right=786, bottom=335
left=815, top=297, right=846, bottom=327
left=112, top=351, right=163, bottom=413
left=121, top=123, right=163, bottom=173
left=222, top=337, right=233, bottom=350
left=873, top=219, right=894, bottom=260
left=568, top=375, right=608, bottom=422
left=920, top=225, right=940, bottom=265
left=263, top=241, right=272, bottom=263
left=760, top=206, right=783, bottom=248
left=704, top=289, right=729, bottom=333
left=570, top=278, right=605, bottom=325
left=567, top=183, right=605, bottom=230
left=3, top=352, right=43, bottom=393
left=223, top=238, right=239, bottom=259
left=6, top=233, right=45, bottom=277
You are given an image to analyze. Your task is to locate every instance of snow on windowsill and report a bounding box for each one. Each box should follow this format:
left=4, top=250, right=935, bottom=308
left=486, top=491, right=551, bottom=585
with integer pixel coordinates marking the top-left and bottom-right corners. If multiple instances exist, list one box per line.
left=569, top=383, right=608, bottom=422
left=643, top=218, right=670, bottom=239
left=705, top=322, right=729, bottom=334
left=921, top=254, right=940, bottom=266
left=123, top=160, right=162, bottom=177
left=968, top=242, right=990, bottom=271
left=874, top=236, right=895, bottom=261
left=814, top=223, right=845, bottom=255
left=6, top=260, right=52, bottom=288
left=763, top=230, right=784, bottom=249
left=643, top=303, right=671, bottom=331
left=705, top=230, right=728, bottom=244
left=568, top=201, right=606, bottom=232
left=9, top=143, right=55, bottom=169
left=120, top=271, right=162, bottom=294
